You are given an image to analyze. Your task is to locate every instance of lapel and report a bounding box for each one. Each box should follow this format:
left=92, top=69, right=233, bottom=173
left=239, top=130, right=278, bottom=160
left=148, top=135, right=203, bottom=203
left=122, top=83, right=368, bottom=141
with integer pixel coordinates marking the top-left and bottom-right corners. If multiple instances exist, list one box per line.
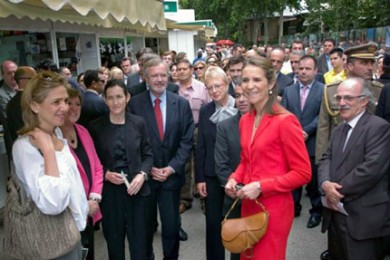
left=336, top=112, right=369, bottom=169
left=164, top=92, right=177, bottom=141
left=301, top=81, right=318, bottom=114
left=141, top=91, right=162, bottom=142
left=250, top=111, right=272, bottom=147
left=291, top=83, right=302, bottom=117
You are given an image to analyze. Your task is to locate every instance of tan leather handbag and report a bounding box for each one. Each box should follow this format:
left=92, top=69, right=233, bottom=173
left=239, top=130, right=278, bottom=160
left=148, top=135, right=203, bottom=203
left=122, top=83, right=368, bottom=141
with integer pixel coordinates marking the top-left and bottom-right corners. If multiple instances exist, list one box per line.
left=221, top=198, right=269, bottom=256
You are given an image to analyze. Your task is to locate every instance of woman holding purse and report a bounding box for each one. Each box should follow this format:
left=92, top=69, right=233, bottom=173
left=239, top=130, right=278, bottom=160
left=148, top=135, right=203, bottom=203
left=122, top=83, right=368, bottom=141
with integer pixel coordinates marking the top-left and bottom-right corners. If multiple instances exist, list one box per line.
left=12, top=71, right=88, bottom=259
left=225, top=57, right=311, bottom=260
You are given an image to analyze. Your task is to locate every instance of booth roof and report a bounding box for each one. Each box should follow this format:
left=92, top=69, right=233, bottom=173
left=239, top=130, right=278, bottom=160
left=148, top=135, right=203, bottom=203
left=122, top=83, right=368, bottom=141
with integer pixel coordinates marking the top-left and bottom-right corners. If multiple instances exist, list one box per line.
left=0, top=0, right=167, bottom=32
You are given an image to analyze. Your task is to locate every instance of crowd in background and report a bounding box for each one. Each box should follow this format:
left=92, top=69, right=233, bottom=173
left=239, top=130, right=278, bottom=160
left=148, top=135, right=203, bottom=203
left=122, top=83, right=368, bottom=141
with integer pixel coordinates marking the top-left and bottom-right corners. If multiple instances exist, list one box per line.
left=1, top=37, right=390, bottom=260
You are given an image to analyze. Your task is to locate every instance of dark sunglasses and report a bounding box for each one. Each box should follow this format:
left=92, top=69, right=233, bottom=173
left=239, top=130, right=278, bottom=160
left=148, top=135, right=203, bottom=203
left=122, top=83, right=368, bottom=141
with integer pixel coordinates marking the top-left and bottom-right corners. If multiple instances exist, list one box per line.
left=194, top=66, right=204, bottom=71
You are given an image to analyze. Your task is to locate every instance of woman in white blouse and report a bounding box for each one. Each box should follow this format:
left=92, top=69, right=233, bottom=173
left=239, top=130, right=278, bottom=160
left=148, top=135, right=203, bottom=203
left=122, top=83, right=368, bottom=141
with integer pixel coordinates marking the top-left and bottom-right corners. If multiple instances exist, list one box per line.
left=12, top=71, right=88, bottom=260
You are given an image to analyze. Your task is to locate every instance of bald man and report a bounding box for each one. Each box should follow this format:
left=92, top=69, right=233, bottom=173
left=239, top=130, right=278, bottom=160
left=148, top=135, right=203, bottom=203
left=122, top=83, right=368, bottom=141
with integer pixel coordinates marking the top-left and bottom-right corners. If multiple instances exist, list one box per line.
left=6, top=67, right=36, bottom=147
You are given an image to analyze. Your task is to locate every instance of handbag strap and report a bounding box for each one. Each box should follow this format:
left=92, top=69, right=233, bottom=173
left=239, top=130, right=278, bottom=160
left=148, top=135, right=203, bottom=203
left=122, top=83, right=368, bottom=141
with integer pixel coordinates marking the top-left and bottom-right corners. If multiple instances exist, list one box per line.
left=223, top=197, right=268, bottom=221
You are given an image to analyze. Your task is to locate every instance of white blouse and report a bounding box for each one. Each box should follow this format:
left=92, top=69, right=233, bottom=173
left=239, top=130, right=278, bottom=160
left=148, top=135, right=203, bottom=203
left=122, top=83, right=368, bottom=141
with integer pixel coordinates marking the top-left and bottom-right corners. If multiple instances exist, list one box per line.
left=12, top=128, right=88, bottom=231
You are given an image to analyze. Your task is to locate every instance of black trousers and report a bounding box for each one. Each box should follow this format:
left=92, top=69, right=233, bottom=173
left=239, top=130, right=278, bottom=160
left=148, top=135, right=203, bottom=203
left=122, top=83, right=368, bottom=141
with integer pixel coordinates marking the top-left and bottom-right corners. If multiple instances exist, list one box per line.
left=101, top=183, right=147, bottom=260
left=328, top=212, right=384, bottom=260
left=293, top=156, right=322, bottom=216
left=81, top=218, right=94, bottom=260
left=205, top=176, right=225, bottom=260
left=146, top=185, right=180, bottom=260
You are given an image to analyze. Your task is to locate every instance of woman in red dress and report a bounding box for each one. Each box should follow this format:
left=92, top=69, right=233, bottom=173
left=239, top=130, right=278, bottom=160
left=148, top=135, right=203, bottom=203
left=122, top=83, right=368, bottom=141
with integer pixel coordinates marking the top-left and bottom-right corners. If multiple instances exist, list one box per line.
left=225, top=57, right=311, bottom=260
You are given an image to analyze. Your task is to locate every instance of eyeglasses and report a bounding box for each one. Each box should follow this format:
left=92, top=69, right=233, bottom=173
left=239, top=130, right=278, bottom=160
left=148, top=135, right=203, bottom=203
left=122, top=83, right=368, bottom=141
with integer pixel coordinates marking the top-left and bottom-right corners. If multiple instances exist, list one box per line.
left=334, top=95, right=366, bottom=102
left=206, top=84, right=223, bottom=91
left=194, top=66, right=204, bottom=71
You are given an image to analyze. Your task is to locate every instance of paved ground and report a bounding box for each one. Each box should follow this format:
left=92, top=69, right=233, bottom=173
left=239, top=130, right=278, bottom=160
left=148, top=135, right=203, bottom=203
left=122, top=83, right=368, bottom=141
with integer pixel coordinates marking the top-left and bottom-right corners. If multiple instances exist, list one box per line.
left=1, top=194, right=389, bottom=259
left=0, top=194, right=330, bottom=260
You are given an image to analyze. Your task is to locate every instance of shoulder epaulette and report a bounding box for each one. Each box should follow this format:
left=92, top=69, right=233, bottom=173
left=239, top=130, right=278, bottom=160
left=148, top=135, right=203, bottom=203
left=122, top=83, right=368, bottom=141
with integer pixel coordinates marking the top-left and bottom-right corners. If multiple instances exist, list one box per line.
left=371, top=80, right=384, bottom=88
left=323, top=81, right=340, bottom=117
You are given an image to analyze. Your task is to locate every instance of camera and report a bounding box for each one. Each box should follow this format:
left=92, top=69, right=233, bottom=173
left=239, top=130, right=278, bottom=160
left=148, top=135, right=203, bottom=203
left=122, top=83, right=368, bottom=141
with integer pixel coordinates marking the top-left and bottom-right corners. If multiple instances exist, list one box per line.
left=235, top=183, right=244, bottom=191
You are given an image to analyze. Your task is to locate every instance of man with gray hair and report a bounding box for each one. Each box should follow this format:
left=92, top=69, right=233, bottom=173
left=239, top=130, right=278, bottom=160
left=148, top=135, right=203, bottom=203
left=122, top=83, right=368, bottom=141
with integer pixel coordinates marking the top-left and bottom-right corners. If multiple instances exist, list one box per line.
left=128, top=54, right=179, bottom=97
left=318, top=77, right=390, bottom=260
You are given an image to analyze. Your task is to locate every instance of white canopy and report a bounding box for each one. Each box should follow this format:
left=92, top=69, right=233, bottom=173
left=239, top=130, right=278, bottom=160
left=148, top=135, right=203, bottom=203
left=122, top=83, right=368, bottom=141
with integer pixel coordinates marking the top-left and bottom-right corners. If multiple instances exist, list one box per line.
left=0, top=0, right=167, bottom=32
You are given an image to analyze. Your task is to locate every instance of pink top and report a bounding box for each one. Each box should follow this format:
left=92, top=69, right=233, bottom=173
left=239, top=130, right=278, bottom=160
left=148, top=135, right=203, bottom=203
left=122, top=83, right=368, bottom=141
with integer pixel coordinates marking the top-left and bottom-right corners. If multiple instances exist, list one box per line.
left=70, top=124, right=104, bottom=224
left=178, top=78, right=211, bottom=124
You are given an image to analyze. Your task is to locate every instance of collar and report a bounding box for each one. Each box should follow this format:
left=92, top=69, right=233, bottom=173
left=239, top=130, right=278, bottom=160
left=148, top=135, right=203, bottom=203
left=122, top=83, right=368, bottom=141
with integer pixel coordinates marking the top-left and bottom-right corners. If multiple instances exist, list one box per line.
left=345, top=111, right=365, bottom=129
left=149, top=90, right=167, bottom=104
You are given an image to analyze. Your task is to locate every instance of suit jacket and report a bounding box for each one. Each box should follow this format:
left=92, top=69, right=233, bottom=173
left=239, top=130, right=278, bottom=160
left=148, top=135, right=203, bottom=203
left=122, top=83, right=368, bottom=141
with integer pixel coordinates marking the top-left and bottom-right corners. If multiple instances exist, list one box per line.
left=195, top=102, right=218, bottom=183
left=215, top=113, right=241, bottom=186
left=126, top=71, right=141, bottom=90
left=228, top=82, right=235, bottom=97
left=78, top=91, right=108, bottom=127
left=276, top=73, right=294, bottom=96
left=287, top=72, right=325, bottom=84
left=129, top=81, right=179, bottom=97
left=281, top=81, right=324, bottom=156
left=215, top=113, right=242, bottom=214
left=375, top=83, right=390, bottom=122
left=89, top=111, right=153, bottom=196
left=318, top=112, right=390, bottom=240
left=317, top=54, right=330, bottom=74
left=129, top=90, right=195, bottom=190
left=5, top=91, right=23, bottom=157
left=229, top=110, right=311, bottom=258
left=71, top=124, right=103, bottom=224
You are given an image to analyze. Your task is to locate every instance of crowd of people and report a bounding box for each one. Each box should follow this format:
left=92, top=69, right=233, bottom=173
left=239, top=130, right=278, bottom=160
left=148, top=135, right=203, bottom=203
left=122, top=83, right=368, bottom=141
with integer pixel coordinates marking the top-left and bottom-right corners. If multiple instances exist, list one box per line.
left=1, top=37, right=390, bottom=260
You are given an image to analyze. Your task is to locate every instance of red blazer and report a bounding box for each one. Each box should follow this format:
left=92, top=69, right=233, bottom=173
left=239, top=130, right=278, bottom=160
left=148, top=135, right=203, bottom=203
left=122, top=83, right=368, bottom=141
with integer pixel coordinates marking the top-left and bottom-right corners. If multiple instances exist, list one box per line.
left=230, top=110, right=311, bottom=259
left=231, top=110, right=311, bottom=195
left=70, top=124, right=104, bottom=224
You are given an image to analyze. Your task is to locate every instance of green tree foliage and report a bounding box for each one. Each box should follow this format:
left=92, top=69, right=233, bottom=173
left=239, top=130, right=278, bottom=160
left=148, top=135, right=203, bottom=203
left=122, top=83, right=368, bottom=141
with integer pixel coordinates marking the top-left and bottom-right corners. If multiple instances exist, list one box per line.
left=180, top=0, right=390, bottom=43
left=179, top=0, right=300, bottom=44
left=304, top=0, right=390, bottom=34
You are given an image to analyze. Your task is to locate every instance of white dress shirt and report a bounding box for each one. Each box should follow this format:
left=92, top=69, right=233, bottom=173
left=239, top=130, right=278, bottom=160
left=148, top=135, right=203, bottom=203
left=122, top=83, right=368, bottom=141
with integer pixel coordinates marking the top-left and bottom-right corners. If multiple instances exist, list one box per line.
left=12, top=128, right=88, bottom=231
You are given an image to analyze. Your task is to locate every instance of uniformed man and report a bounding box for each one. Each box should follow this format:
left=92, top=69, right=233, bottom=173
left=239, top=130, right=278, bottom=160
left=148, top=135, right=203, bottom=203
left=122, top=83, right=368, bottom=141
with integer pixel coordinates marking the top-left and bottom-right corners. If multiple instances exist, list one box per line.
left=315, top=42, right=384, bottom=260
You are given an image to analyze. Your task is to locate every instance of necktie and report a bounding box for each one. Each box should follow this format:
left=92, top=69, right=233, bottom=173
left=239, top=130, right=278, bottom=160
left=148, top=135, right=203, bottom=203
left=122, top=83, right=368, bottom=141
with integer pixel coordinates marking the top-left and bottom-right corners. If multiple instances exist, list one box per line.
left=341, top=123, right=351, bottom=152
left=300, top=85, right=309, bottom=110
left=154, top=98, right=164, bottom=140
left=294, top=75, right=299, bottom=84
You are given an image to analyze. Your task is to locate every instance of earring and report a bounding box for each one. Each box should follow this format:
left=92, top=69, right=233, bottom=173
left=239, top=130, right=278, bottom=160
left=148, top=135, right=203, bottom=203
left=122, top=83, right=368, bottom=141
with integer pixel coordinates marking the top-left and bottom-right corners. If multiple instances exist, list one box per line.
left=268, top=89, right=273, bottom=96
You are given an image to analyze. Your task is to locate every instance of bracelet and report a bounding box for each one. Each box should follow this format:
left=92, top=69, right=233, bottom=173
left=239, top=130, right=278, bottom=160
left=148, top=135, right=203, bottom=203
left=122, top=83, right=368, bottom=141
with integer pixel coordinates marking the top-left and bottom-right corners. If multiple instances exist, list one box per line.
left=90, top=198, right=101, bottom=203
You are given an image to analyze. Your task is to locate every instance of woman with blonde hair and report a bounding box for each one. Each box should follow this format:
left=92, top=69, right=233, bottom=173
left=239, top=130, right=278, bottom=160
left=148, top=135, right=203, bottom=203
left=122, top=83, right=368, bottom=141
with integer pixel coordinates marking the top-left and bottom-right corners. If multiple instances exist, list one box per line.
left=195, top=66, right=237, bottom=259
left=12, top=71, right=88, bottom=259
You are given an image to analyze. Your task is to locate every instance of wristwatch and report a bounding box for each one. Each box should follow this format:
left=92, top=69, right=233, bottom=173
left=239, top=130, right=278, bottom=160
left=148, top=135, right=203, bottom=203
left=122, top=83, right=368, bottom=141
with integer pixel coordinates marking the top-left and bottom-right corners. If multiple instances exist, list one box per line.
left=140, top=171, right=148, bottom=181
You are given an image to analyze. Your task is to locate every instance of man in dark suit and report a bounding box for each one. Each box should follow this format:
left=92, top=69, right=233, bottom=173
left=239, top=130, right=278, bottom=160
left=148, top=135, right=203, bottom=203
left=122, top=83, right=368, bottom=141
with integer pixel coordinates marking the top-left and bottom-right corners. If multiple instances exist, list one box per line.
left=78, top=70, right=108, bottom=127
left=282, top=55, right=324, bottom=228
left=6, top=66, right=36, bottom=144
left=270, top=48, right=294, bottom=96
left=129, top=58, right=195, bottom=260
left=317, top=38, right=336, bottom=74
left=129, top=80, right=179, bottom=97
left=214, top=83, right=250, bottom=260
left=318, top=77, right=390, bottom=260
left=126, top=47, right=154, bottom=90
left=227, top=55, right=245, bottom=96
left=287, top=50, right=325, bottom=84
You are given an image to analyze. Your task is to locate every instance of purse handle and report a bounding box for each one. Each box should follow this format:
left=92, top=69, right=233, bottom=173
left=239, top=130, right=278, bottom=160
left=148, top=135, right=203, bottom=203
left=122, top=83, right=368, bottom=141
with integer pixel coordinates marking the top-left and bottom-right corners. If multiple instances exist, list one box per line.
left=223, top=197, right=268, bottom=222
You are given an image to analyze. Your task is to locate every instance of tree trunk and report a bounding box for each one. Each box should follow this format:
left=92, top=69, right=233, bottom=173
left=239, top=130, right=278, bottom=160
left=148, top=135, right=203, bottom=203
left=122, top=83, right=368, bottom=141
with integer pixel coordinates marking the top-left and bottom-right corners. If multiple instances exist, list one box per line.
left=263, top=8, right=269, bottom=45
